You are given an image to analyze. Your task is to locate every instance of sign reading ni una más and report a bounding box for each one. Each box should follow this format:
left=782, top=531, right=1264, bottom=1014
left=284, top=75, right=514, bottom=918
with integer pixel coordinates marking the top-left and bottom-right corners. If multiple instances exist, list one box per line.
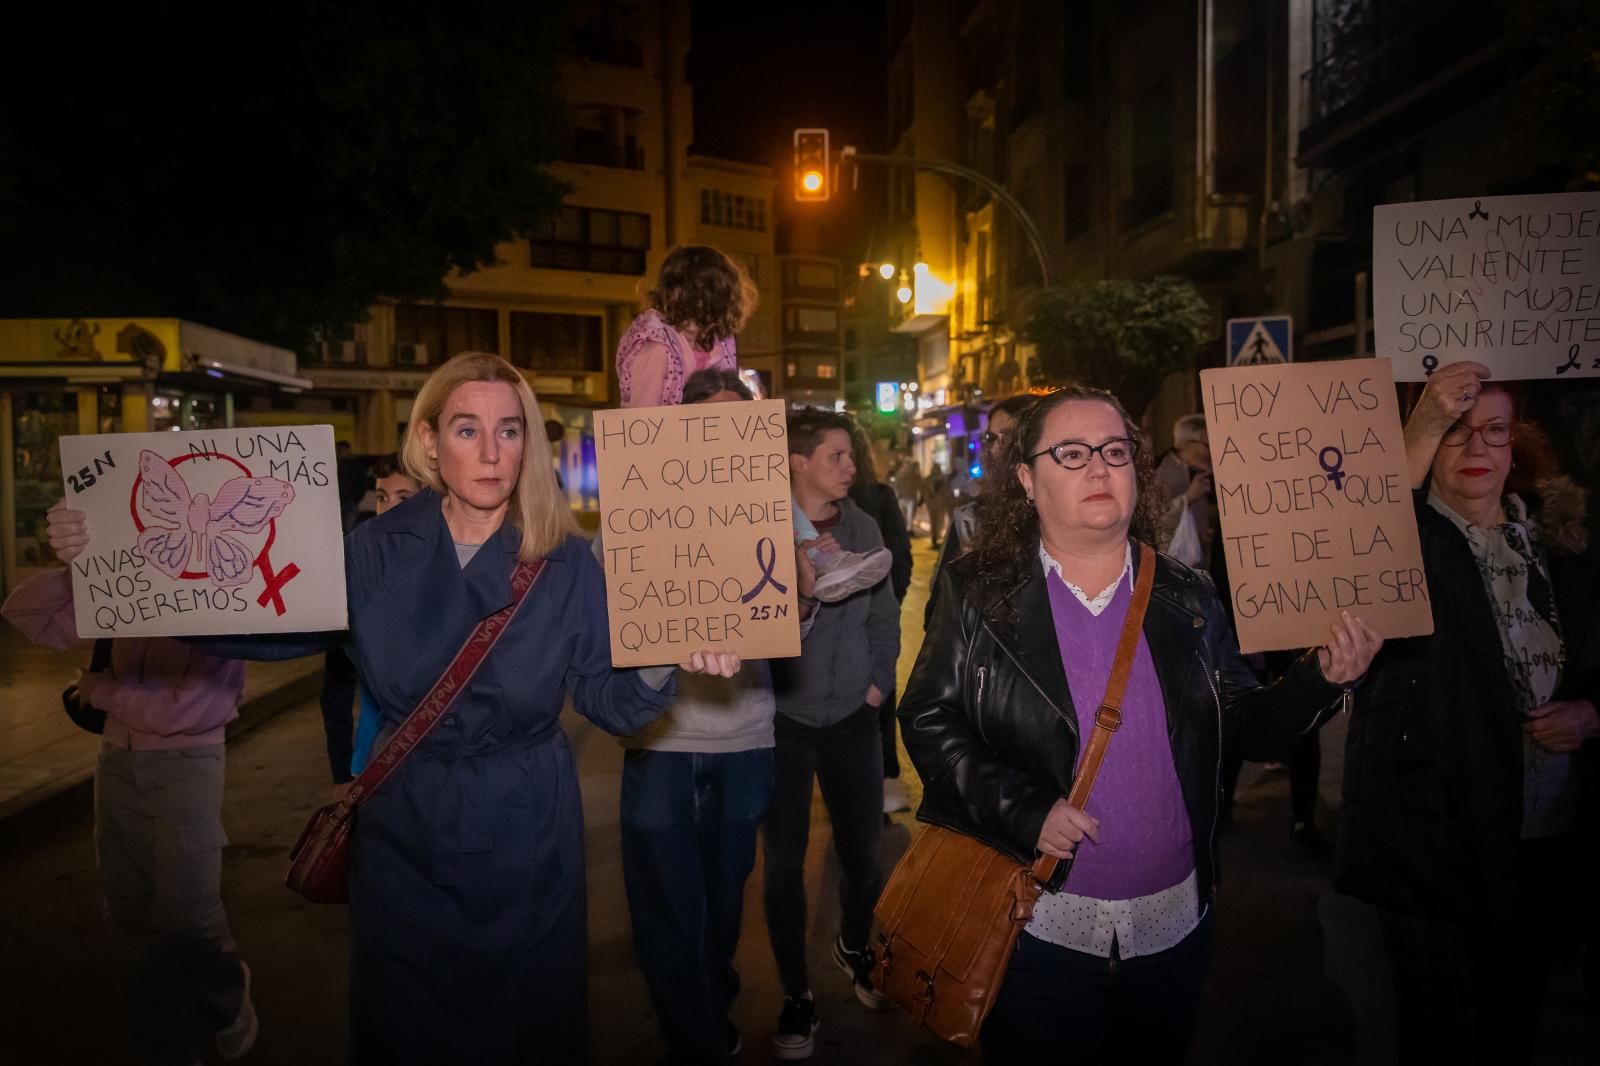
left=594, top=399, right=801, bottom=667
left=59, top=426, right=347, bottom=637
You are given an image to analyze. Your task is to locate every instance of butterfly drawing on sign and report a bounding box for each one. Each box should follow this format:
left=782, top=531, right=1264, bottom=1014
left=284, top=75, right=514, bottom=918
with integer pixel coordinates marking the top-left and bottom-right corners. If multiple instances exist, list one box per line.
left=135, top=450, right=296, bottom=587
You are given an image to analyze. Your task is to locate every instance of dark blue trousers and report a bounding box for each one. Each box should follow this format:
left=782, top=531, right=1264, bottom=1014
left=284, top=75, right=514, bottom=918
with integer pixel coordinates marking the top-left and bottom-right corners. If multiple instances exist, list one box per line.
left=620, top=747, right=775, bottom=1065
left=981, top=913, right=1213, bottom=1065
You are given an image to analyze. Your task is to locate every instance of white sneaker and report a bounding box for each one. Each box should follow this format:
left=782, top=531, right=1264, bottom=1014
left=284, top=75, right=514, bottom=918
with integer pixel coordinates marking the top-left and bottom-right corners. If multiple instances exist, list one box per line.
left=811, top=547, right=893, bottom=603
left=215, top=961, right=259, bottom=1060
left=882, top=777, right=910, bottom=814
left=772, top=993, right=818, bottom=1060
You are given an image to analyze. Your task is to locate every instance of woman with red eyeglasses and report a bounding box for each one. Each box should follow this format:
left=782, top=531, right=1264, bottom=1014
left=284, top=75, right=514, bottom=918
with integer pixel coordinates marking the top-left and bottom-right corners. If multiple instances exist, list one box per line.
left=1338, top=360, right=1600, bottom=1065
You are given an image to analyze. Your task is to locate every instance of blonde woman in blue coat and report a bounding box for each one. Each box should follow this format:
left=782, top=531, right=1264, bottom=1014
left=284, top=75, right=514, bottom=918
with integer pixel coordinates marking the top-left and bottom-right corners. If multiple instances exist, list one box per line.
left=48, top=351, right=740, bottom=1064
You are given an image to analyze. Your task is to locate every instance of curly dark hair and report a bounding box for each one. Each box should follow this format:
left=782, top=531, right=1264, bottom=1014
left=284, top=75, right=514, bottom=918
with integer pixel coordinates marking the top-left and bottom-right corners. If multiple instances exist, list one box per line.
left=649, top=245, right=758, bottom=352
left=968, top=385, right=1164, bottom=616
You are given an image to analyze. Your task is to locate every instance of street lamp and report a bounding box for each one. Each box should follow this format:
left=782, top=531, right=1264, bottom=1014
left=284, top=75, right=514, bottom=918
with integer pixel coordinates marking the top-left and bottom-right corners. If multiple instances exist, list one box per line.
left=896, top=285, right=913, bottom=304
left=878, top=262, right=896, bottom=280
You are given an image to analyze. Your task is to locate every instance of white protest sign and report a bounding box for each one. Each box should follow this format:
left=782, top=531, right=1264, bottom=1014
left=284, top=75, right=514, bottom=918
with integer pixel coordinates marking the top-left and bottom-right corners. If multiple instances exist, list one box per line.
left=594, top=399, right=800, bottom=668
left=58, top=426, right=347, bottom=637
left=1374, top=190, right=1600, bottom=381
left=1201, top=357, right=1433, bottom=654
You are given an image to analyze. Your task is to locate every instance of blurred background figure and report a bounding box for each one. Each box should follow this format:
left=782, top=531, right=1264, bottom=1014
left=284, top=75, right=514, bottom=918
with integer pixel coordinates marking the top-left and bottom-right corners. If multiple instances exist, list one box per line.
left=846, top=426, right=913, bottom=817
left=320, top=454, right=423, bottom=798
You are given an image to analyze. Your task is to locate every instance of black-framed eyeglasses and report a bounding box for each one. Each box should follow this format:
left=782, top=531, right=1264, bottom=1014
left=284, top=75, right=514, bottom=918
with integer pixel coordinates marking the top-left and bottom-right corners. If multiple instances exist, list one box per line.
left=1441, top=420, right=1513, bottom=448
left=1027, top=437, right=1140, bottom=470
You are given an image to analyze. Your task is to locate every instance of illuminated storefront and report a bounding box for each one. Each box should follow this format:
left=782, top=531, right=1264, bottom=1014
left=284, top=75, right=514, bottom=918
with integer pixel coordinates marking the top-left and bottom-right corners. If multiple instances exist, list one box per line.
left=0, top=318, right=310, bottom=596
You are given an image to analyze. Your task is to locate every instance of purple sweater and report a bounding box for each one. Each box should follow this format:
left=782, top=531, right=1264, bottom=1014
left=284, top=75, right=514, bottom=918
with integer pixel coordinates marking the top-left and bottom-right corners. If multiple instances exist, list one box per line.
left=1048, top=570, right=1194, bottom=900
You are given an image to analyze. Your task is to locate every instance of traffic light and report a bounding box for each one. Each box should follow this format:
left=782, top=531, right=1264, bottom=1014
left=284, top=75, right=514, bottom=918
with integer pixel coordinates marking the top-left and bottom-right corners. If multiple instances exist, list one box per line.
left=793, top=128, right=829, bottom=202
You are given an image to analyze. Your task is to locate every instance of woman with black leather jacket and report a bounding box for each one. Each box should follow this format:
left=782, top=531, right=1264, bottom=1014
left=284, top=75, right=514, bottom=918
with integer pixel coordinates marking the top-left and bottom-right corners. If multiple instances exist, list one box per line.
left=898, top=384, right=1382, bottom=1064
left=1338, top=361, right=1600, bottom=1066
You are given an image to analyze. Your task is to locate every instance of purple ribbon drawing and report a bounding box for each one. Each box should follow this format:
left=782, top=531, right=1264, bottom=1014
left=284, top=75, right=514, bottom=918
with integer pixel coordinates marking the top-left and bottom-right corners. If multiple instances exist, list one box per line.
left=740, top=537, right=789, bottom=604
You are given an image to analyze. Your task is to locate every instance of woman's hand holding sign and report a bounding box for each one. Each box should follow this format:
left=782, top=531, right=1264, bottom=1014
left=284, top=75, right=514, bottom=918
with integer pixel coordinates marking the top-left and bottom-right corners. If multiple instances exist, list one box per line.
left=46, top=499, right=91, bottom=563
left=1315, top=610, right=1384, bottom=685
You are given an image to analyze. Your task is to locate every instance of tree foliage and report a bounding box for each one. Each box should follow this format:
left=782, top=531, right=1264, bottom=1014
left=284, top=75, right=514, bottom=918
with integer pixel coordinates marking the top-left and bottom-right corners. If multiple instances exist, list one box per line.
left=1024, top=277, right=1210, bottom=418
left=0, top=2, right=568, bottom=348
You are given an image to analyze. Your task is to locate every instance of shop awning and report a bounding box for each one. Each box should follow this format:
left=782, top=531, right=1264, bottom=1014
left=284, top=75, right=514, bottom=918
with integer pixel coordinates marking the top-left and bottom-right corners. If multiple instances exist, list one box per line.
left=179, top=321, right=312, bottom=391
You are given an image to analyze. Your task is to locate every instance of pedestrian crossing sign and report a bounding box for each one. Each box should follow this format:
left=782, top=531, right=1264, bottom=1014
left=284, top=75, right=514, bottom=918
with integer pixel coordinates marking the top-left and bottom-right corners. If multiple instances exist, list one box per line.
left=1226, top=316, right=1293, bottom=366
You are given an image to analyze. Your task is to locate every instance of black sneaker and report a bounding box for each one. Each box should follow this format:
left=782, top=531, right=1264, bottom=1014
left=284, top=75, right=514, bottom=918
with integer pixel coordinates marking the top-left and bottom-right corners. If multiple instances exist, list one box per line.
left=832, top=936, right=891, bottom=1011
left=771, top=994, right=818, bottom=1060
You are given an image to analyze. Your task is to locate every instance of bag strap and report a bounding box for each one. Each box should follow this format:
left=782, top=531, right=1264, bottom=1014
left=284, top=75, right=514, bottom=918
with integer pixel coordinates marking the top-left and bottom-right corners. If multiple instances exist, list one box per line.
left=1031, top=541, right=1157, bottom=885
left=339, top=557, right=546, bottom=811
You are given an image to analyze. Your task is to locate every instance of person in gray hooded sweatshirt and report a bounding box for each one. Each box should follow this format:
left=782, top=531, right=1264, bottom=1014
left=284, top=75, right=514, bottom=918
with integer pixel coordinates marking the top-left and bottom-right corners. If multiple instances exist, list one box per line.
left=763, top=407, right=901, bottom=1060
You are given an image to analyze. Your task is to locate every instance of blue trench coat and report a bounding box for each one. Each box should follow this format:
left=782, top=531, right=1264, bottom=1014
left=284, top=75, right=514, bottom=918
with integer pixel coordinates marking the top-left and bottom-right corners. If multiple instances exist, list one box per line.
left=210, top=490, right=672, bottom=1063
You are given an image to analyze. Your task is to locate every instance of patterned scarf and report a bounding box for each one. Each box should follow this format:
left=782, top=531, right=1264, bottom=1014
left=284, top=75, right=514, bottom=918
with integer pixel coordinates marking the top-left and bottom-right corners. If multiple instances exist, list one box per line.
left=1428, top=489, right=1570, bottom=836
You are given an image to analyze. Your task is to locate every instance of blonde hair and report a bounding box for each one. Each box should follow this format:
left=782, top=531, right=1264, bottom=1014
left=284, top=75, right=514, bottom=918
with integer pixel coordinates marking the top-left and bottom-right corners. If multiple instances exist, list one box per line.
left=402, top=351, right=578, bottom=561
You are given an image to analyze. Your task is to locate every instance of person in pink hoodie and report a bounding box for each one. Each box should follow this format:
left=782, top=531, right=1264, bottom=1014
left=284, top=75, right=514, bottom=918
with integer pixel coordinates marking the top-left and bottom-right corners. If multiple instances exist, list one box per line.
left=2, top=499, right=258, bottom=1066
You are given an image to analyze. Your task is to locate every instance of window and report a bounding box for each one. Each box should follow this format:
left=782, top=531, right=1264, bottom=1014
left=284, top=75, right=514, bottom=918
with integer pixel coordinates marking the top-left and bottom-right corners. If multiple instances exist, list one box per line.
left=1212, top=0, right=1258, bottom=195
left=567, top=3, right=643, bottom=67
left=1011, top=0, right=1043, bottom=126
left=1123, top=75, right=1174, bottom=228
left=1064, top=160, right=1091, bottom=240
left=508, top=312, right=603, bottom=373
left=699, top=189, right=767, bottom=231
left=393, top=304, right=498, bottom=363
left=784, top=306, right=839, bottom=339
left=531, top=206, right=650, bottom=275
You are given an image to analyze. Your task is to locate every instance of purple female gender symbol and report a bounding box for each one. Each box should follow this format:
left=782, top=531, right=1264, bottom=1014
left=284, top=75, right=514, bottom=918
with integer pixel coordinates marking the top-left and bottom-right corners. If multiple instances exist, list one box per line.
left=1319, top=446, right=1346, bottom=490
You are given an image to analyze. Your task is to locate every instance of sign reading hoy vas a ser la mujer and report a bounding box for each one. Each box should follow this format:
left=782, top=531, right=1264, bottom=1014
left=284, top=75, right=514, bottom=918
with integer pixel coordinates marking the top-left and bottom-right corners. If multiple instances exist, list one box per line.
left=594, top=399, right=801, bottom=668
left=58, top=426, right=348, bottom=638
left=1201, top=358, right=1433, bottom=654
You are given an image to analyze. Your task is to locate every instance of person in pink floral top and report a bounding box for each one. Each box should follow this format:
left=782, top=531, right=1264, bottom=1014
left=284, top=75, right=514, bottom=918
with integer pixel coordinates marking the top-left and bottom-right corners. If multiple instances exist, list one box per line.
left=616, top=245, right=751, bottom=408
left=617, top=246, right=891, bottom=602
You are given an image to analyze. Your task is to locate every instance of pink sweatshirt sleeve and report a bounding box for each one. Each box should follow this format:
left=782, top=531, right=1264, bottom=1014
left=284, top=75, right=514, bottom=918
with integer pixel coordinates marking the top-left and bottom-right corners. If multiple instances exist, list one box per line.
left=93, top=639, right=244, bottom=739
left=0, top=567, right=87, bottom=652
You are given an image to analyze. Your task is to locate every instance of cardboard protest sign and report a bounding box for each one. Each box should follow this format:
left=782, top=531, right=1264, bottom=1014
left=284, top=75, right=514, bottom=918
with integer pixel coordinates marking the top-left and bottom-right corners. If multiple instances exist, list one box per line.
left=1374, top=190, right=1600, bottom=381
left=58, top=426, right=347, bottom=638
left=594, top=399, right=800, bottom=667
left=1200, top=358, right=1432, bottom=654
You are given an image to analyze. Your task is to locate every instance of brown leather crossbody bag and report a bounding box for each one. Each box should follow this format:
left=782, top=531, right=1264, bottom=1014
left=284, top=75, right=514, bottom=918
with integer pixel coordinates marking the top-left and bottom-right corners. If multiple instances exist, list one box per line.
left=286, top=558, right=546, bottom=903
left=872, top=542, right=1156, bottom=1047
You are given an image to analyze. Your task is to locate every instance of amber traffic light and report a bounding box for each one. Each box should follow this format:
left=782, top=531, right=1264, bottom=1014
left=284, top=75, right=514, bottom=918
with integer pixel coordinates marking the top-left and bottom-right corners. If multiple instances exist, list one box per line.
left=793, top=128, right=830, bottom=202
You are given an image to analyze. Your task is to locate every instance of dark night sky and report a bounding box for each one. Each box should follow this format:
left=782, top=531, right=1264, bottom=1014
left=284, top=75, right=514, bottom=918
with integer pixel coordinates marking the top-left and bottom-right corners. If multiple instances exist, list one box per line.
left=688, top=0, right=888, bottom=264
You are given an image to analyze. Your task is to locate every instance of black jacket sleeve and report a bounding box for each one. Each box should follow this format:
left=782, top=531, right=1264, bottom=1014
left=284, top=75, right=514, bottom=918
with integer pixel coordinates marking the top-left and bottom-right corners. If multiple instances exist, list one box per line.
left=898, top=567, right=1058, bottom=860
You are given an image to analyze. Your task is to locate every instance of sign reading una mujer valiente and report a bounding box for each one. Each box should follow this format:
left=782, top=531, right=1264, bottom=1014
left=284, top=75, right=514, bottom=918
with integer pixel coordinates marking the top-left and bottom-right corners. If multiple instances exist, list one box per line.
left=594, top=399, right=801, bottom=667
left=1375, top=190, right=1600, bottom=381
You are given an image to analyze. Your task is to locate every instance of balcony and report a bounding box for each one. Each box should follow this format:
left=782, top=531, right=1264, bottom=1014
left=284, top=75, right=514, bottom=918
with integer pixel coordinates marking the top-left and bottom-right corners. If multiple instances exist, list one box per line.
left=561, top=137, right=644, bottom=170
left=1298, top=0, right=1507, bottom=167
